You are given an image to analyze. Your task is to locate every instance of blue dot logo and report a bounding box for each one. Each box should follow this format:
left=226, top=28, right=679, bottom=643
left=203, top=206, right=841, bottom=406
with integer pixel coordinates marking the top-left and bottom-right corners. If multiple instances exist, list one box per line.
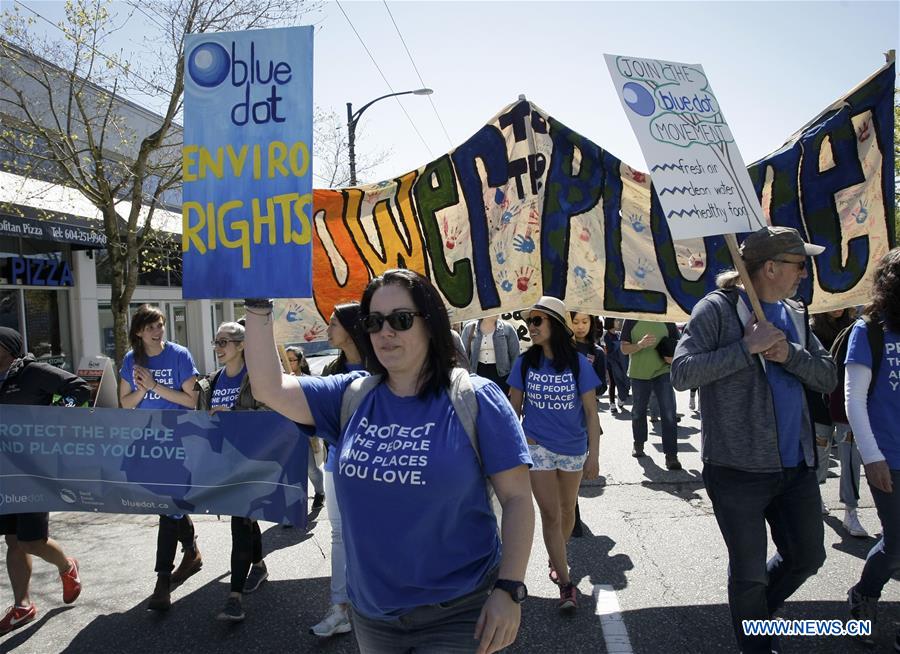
left=188, top=42, right=230, bottom=88
left=622, top=82, right=656, bottom=117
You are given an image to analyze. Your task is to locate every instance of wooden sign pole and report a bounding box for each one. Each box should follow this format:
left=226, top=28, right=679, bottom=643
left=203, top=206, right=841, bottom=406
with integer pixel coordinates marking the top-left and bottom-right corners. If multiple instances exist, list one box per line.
left=276, top=344, right=292, bottom=375
left=724, top=233, right=765, bottom=319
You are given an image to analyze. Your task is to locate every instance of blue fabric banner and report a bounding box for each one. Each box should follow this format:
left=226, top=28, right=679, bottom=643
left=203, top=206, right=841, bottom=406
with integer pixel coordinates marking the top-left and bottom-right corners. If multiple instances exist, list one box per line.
left=0, top=406, right=309, bottom=527
left=181, top=26, right=315, bottom=299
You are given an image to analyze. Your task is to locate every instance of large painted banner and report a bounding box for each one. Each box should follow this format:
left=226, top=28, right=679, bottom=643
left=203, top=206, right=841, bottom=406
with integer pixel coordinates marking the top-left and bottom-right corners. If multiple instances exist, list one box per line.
left=182, top=26, right=314, bottom=299
left=0, top=406, right=309, bottom=527
left=273, top=62, right=894, bottom=344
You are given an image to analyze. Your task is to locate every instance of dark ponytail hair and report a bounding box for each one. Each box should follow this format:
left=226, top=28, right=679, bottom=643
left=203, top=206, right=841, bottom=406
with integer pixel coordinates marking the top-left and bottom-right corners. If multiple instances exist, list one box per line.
left=128, top=304, right=166, bottom=366
left=332, top=301, right=369, bottom=372
left=570, top=312, right=602, bottom=346
left=866, top=247, right=900, bottom=332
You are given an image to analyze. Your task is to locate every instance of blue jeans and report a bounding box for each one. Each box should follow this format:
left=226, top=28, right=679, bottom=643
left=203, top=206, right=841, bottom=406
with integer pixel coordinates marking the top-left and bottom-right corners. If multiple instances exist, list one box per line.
left=351, top=572, right=496, bottom=653
left=703, top=464, right=825, bottom=654
left=856, top=469, right=900, bottom=598
left=631, top=373, right=677, bottom=456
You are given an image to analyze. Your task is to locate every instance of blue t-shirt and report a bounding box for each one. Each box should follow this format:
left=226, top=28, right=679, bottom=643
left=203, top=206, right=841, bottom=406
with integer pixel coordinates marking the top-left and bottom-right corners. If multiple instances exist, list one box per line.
left=120, top=342, right=198, bottom=410
left=507, top=353, right=601, bottom=455
left=323, top=362, right=366, bottom=474
left=300, top=371, right=530, bottom=619
left=757, top=298, right=804, bottom=467
left=211, top=366, right=246, bottom=409
left=846, top=319, right=900, bottom=469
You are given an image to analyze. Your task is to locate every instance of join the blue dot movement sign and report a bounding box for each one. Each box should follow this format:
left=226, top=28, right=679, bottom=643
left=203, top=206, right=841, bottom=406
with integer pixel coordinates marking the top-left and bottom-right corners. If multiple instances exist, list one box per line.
left=182, top=26, right=314, bottom=299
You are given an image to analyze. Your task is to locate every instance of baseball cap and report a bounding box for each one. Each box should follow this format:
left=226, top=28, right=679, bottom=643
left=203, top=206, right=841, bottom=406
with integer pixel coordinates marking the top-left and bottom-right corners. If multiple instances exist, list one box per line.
left=740, top=226, right=825, bottom=261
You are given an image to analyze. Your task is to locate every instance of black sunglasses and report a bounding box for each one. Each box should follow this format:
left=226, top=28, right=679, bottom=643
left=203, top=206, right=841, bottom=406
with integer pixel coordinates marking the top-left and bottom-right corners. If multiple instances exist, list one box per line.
left=773, top=258, right=806, bottom=271
left=525, top=316, right=544, bottom=327
left=361, top=310, right=423, bottom=334
left=211, top=338, right=241, bottom=347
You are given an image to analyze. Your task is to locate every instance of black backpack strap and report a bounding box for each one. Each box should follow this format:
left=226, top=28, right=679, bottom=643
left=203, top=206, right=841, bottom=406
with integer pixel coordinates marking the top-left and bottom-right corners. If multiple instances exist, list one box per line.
left=862, top=314, right=884, bottom=396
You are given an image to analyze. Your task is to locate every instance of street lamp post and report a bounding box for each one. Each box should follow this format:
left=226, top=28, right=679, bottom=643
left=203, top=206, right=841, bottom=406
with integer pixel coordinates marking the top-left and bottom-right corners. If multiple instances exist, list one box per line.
left=346, top=88, right=432, bottom=186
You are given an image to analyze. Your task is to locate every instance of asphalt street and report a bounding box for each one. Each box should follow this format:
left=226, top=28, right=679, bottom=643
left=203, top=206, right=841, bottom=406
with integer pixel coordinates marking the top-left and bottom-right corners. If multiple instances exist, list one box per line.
left=1, top=388, right=897, bottom=653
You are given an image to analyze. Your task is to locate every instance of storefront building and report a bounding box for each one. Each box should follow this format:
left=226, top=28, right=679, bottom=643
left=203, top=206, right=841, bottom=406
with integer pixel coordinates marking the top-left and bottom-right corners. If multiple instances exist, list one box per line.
left=0, top=38, right=241, bottom=375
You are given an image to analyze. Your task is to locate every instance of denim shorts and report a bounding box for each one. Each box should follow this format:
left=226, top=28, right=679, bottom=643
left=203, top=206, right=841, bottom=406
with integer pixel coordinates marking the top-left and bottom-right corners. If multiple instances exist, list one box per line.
left=528, top=442, right=587, bottom=472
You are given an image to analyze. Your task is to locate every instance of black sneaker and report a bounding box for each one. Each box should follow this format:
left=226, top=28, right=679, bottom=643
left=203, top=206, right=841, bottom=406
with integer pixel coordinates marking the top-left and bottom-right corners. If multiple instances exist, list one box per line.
left=244, top=562, right=268, bottom=594
left=217, top=596, right=245, bottom=622
left=665, top=455, right=682, bottom=471
left=632, top=443, right=646, bottom=458
left=311, top=493, right=325, bottom=510
left=848, top=586, right=877, bottom=646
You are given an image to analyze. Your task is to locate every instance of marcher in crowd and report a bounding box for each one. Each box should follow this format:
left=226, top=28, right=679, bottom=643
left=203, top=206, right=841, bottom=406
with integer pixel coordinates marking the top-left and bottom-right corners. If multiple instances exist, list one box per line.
left=621, top=319, right=682, bottom=470
left=196, top=321, right=270, bottom=622
left=285, top=345, right=325, bottom=512
left=671, top=226, right=836, bottom=654
left=460, top=314, right=520, bottom=396
left=118, top=305, right=200, bottom=612
left=845, top=248, right=900, bottom=646
left=508, top=297, right=601, bottom=612
left=603, top=317, right=630, bottom=413
left=311, top=301, right=368, bottom=639
left=569, top=312, right=607, bottom=538
left=809, top=308, right=868, bottom=536
left=243, top=269, right=534, bottom=654
left=0, top=327, right=88, bottom=636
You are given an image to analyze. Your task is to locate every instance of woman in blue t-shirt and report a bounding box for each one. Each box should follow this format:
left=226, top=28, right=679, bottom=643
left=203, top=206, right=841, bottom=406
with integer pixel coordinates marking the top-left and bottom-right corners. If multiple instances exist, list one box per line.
left=311, top=301, right=368, bottom=639
left=196, top=321, right=270, bottom=623
left=508, top=296, right=601, bottom=613
left=244, top=270, right=534, bottom=654
left=118, top=304, right=199, bottom=612
left=846, top=248, right=900, bottom=644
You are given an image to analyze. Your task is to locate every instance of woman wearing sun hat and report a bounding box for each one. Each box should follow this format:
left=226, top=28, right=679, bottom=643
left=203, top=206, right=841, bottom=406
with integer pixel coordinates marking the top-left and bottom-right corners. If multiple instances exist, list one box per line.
left=508, top=296, right=602, bottom=612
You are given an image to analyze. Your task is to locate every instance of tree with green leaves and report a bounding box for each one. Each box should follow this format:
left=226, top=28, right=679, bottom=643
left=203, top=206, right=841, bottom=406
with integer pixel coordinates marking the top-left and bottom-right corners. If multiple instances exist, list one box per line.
left=0, top=0, right=316, bottom=369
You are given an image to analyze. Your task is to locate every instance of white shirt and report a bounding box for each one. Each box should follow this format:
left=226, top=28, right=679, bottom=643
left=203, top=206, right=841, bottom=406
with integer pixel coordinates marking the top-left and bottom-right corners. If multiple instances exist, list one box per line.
left=478, top=333, right=497, bottom=364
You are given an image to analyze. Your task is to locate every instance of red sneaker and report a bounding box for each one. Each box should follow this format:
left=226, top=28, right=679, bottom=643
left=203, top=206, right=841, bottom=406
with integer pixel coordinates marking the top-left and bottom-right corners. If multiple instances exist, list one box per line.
left=61, top=557, right=81, bottom=604
left=558, top=583, right=577, bottom=612
left=0, top=604, right=37, bottom=636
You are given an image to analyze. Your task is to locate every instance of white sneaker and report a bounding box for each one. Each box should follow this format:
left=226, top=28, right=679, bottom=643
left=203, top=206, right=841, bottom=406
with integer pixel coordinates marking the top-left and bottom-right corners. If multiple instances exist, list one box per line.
left=310, top=604, right=352, bottom=637
left=821, top=499, right=830, bottom=516
left=843, top=509, right=869, bottom=538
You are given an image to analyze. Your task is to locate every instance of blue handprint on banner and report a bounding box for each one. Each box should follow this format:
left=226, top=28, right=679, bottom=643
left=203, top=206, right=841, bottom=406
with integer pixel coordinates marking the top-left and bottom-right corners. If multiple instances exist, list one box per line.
left=513, top=234, right=535, bottom=253
left=627, top=213, right=646, bottom=233
left=573, top=265, right=594, bottom=287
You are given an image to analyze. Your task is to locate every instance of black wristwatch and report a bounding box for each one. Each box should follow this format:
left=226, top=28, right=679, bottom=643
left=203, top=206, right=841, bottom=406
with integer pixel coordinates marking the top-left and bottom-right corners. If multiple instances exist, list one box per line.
left=493, top=579, right=527, bottom=603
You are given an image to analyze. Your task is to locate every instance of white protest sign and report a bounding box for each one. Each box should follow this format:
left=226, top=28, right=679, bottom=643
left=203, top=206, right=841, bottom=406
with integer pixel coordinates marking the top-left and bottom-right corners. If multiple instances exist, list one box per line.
left=604, top=54, right=766, bottom=240
left=76, top=355, right=118, bottom=408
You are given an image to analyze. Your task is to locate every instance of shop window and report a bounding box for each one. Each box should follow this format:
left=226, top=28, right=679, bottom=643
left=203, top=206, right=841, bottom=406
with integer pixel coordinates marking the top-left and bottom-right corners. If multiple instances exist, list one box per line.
left=23, top=289, right=72, bottom=371
left=0, top=289, right=20, bottom=331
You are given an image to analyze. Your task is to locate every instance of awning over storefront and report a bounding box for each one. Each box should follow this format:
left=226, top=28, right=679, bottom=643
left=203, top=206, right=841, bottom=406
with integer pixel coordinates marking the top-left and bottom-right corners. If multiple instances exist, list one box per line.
left=0, top=204, right=107, bottom=249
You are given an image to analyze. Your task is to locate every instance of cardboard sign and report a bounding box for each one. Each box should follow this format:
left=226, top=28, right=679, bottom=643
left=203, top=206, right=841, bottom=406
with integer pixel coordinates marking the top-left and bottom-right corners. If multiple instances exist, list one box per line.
left=182, top=26, right=314, bottom=299
left=605, top=54, right=766, bottom=240
left=76, top=355, right=118, bottom=408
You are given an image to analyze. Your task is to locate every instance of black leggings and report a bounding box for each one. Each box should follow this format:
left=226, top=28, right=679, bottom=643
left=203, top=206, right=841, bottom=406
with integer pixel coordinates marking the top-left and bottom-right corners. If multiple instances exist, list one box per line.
left=155, top=514, right=196, bottom=575
left=230, top=517, right=263, bottom=593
